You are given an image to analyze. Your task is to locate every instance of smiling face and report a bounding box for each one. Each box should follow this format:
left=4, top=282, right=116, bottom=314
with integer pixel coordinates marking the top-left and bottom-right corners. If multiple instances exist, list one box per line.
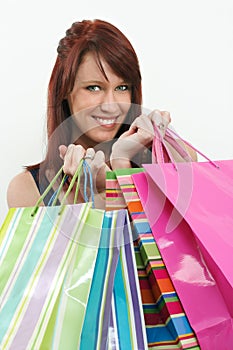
left=68, top=52, right=132, bottom=148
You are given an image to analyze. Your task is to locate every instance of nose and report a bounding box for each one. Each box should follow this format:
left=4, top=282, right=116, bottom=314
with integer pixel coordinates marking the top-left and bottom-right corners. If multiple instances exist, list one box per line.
left=100, top=90, right=119, bottom=113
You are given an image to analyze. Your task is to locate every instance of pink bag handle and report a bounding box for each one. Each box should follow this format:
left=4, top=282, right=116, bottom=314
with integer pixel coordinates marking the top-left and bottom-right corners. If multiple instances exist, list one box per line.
left=152, top=124, right=219, bottom=169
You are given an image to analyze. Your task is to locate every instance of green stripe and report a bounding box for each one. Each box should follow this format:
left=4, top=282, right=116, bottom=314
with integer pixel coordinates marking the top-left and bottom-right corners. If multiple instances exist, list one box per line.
left=53, top=207, right=104, bottom=350
left=115, top=168, right=144, bottom=176
left=0, top=208, right=16, bottom=245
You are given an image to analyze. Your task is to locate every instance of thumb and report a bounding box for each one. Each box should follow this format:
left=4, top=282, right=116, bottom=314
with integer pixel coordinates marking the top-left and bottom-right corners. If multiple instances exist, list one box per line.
left=118, top=127, right=136, bottom=139
left=59, top=145, right=68, bottom=160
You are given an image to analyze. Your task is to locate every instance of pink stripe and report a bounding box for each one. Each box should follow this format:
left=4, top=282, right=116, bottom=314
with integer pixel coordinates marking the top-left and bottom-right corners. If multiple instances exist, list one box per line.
left=151, top=268, right=169, bottom=279
left=106, top=193, right=124, bottom=198
left=121, top=187, right=137, bottom=193
left=166, top=301, right=183, bottom=314
left=117, top=176, right=133, bottom=185
left=131, top=213, right=147, bottom=220
left=106, top=180, right=121, bottom=188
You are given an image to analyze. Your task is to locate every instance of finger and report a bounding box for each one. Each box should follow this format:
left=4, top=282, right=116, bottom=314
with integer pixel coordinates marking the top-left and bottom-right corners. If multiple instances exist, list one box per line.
left=150, top=110, right=171, bottom=136
left=63, top=144, right=85, bottom=175
left=90, top=151, right=109, bottom=192
left=91, top=150, right=106, bottom=169
left=59, top=145, right=68, bottom=160
left=130, top=114, right=147, bottom=129
left=130, top=115, right=154, bottom=136
left=84, top=148, right=95, bottom=162
left=149, top=109, right=163, bottom=126
left=161, top=111, right=171, bottom=126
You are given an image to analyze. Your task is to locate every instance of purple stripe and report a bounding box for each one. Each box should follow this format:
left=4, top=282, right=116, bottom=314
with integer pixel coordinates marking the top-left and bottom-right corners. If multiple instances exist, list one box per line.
left=10, top=205, right=83, bottom=348
left=100, top=210, right=126, bottom=350
left=124, top=227, right=146, bottom=350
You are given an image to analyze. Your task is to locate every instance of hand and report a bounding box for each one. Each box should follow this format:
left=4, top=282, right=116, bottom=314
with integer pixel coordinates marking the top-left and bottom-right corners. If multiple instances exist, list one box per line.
left=110, top=109, right=171, bottom=168
left=59, top=144, right=110, bottom=196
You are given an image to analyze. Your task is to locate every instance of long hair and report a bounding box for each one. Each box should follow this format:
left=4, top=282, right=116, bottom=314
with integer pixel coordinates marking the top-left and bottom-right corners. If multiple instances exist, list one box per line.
left=28, top=19, right=143, bottom=176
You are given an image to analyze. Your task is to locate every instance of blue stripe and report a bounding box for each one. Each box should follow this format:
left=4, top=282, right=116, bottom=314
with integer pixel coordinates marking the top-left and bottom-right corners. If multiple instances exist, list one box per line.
left=139, top=238, right=155, bottom=244
left=167, top=315, right=193, bottom=338
left=113, top=256, right=132, bottom=349
left=146, top=324, right=175, bottom=342
left=80, top=213, right=113, bottom=349
left=133, top=222, right=151, bottom=234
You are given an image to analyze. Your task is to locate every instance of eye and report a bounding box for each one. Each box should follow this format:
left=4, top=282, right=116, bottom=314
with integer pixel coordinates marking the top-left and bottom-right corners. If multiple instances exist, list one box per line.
left=115, top=84, right=130, bottom=91
left=86, top=85, right=101, bottom=92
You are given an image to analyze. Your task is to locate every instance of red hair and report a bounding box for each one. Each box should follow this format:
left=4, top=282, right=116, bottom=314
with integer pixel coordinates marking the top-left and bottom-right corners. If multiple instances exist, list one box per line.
left=47, top=19, right=142, bottom=137
left=28, top=19, right=143, bottom=173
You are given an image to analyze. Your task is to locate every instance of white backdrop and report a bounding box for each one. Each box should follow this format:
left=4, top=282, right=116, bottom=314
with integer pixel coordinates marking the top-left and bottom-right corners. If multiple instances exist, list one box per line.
left=1, top=0, right=233, bottom=226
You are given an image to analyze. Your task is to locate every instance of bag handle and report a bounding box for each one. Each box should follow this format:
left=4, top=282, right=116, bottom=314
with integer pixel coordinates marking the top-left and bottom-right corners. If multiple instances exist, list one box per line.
left=31, top=159, right=95, bottom=217
left=152, top=124, right=219, bottom=169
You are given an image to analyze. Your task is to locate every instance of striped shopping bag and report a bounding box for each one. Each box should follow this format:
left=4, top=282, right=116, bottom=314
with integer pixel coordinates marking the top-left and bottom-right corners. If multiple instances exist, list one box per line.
left=0, top=202, right=103, bottom=349
left=0, top=161, right=147, bottom=350
left=106, top=168, right=200, bottom=349
left=80, top=209, right=147, bottom=350
left=106, top=171, right=127, bottom=210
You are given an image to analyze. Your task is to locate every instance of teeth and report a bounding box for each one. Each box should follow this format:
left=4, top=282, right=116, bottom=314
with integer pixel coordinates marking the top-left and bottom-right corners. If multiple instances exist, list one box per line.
left=96, top=117, right=116, bottom=125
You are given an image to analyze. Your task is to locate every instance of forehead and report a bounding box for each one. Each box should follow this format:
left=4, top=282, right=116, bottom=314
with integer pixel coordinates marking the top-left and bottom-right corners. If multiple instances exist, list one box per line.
left=77, top=52, right=121, bottom=81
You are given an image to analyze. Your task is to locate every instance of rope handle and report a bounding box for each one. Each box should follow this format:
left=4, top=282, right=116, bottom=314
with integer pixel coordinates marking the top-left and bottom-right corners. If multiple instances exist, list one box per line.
left=31, top=159, right=95, bottom=216
left=152, top=123, right=219, bottom=169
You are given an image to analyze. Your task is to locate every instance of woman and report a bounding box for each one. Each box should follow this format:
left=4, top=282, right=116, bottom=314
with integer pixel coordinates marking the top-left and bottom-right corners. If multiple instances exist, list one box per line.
left=7, top=19, right=194, bottom=208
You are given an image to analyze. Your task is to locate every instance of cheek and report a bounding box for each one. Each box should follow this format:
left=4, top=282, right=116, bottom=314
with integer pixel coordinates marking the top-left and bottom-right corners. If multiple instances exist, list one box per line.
left=121, top=102, right=131, bottom=118
left=72, top=110, right=90, bottom=131
left=69, top=91, right=96, bottom=114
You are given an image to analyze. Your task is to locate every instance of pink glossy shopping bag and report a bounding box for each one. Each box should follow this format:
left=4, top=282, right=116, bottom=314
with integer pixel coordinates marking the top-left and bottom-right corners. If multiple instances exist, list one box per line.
left=131, top=127, right=233, bottom=349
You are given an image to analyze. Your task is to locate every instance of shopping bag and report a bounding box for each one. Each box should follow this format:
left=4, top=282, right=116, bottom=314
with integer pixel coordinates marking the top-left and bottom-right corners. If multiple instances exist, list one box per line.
left=106, top=171, right=127, bottom=210
left=106, top=168, right=200, bottom=349
left=132, top=127, right=233, bottom=349
left=79, top=208, right=148, bottom=350
left=0, top=201, right=103, bottom=349
left=0, top=161, right=147, bottom=350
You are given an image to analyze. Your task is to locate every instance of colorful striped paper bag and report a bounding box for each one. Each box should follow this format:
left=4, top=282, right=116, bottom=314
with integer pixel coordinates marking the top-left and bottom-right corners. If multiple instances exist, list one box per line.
left=106, top=171, right=127, bottom=210
left=0, top=203, right=147, bottom=350
left=80, top=209, right=148, bottom=350
left=106, top=169, right=200, bottom=349
left=0, top=203, right=104, bottom=350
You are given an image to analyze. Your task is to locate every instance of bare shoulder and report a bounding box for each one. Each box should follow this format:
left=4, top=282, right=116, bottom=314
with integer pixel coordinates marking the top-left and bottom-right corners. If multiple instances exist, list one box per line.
left=7, top=170, right=41, bottom=208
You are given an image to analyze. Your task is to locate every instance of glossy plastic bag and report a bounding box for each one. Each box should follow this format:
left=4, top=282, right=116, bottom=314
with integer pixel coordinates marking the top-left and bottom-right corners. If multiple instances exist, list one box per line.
left=131, top=127, right=233, bottom=349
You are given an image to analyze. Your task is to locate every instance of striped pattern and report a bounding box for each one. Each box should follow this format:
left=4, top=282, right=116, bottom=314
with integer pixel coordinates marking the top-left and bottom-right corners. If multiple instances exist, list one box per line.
left=80, top=209, right=147, bottom=350
left=108, top=169, right=200, bottom=349
left=106, top=171, right=127, bottom=210
left=0, top=203, right=103, bottom=349
left=0, top=204, right=147, bottom=350
left=109, top=211, right=148, bottom=350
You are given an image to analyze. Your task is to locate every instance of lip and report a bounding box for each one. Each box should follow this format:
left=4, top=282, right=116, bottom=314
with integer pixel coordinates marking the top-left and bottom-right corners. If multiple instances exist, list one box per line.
left=92, top=116, right=120, bottom=128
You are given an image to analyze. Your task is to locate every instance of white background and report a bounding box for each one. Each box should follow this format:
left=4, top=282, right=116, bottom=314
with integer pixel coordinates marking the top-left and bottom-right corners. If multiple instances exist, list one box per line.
left=0, top=0, right=233, bottom=226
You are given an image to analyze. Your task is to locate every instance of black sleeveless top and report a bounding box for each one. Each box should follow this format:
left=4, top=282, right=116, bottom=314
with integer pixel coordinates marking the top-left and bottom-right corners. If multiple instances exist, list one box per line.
left=29, top=167, right=57, bottom=206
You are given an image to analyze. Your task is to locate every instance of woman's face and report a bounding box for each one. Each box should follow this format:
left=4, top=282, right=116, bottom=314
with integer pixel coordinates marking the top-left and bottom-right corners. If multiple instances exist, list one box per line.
left=68, top=52, right=131, bottom=148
